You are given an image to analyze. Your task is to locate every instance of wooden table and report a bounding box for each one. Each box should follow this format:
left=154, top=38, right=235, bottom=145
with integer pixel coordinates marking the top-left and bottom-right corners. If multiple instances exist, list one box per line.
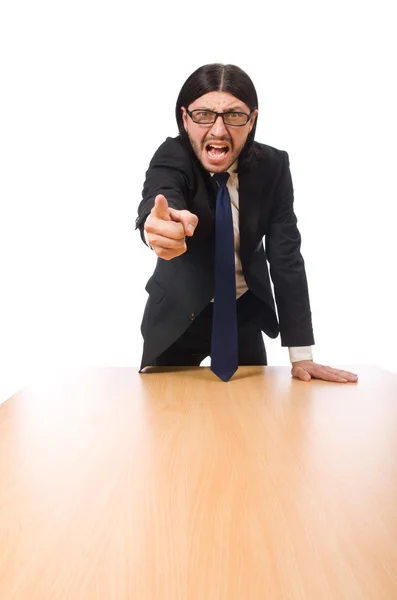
left=1, top=366, right=397, bottom=599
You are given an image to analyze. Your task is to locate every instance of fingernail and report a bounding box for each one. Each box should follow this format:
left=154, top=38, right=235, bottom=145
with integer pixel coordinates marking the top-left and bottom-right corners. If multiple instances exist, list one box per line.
left=187, top=224, right=195, bottom=235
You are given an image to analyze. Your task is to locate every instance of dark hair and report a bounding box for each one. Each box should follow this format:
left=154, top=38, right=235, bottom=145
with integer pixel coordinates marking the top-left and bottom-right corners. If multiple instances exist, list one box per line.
left=175, top=63, right=259, bottom=171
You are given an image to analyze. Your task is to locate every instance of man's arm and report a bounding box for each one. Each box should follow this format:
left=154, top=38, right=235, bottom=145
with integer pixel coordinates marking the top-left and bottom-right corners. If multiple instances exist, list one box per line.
left=268, top=152, right=357, bottom=384
left=265, top=151, right=314, bottom=347
left=135, top=138, right=191, bottom=243
left=136, top=139, right=198, bottom=259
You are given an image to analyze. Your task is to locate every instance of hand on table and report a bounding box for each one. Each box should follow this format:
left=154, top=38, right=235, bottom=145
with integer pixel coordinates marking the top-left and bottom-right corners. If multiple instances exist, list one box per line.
left=291, top=360, right=358, bottom=383
left=144, top=194, right=198, bottom=260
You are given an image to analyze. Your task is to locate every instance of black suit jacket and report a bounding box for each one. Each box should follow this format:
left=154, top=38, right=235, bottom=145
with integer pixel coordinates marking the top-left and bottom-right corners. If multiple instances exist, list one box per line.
left=136, top=136, right=314, bottom=369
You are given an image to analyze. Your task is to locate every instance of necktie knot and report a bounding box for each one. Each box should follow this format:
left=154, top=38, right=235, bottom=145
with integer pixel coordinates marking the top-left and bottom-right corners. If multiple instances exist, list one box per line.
left=213, top=172, right=230, bottom=188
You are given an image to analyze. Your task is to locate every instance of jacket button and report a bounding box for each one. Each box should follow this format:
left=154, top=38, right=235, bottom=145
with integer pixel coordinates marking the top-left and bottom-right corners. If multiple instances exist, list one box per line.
left=189, top=312, right=196, bottom=322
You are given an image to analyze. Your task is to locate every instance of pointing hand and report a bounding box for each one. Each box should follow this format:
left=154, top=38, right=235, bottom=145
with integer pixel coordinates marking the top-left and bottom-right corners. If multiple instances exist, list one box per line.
left=144, top=195, right=199, bottom=260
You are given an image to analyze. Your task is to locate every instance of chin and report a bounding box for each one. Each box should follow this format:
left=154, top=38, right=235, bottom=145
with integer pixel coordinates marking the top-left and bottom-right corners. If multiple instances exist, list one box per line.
left=201, top=154, right=234, bottom=173
left=205, top=163, right=225, bottom=172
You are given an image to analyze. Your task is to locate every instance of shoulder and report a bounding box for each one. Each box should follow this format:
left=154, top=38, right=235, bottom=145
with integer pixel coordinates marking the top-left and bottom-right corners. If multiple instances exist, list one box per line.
left=246, top=142, right=291, bottom=184
left=148, top=136, right=192, bottom=169
left=253, top=141, right=289, bottom=166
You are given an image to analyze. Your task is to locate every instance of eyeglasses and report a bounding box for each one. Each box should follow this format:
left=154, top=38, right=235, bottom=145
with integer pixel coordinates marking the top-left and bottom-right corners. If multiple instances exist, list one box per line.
left=186, top=108, right=254, bottom=127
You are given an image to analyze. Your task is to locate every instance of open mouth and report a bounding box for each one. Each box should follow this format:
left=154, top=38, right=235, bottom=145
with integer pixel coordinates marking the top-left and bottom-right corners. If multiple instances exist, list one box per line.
left=205, top=143, right=230, bottom=159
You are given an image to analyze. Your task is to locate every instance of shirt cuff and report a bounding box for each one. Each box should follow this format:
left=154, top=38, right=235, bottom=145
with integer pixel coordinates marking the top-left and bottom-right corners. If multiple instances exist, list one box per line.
left=288, top=346, right=313, bottom=363
left=143, top=216, right=153, bottom=249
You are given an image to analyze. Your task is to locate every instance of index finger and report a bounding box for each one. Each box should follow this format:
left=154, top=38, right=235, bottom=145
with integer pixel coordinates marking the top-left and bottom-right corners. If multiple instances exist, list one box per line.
left=312, top=365, right=351, bottom=383
left=151, top=194, right=171, bottom=221
left=326, top=367, right=358, bottom=381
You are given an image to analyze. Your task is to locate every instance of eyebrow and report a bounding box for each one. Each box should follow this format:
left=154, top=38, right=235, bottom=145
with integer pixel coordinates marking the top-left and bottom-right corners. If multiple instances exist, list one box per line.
left=194, top=106, right=247, bottom=112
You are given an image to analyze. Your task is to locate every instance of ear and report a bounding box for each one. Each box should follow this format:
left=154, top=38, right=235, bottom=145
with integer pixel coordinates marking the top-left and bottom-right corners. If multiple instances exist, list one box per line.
left=181, top=107, right=188, bottom=132
left=248, top=109, right=258, bottom=133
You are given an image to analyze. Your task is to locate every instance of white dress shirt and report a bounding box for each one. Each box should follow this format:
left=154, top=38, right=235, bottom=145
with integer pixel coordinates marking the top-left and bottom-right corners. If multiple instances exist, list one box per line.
left=144, top=163, right=313, bottom=364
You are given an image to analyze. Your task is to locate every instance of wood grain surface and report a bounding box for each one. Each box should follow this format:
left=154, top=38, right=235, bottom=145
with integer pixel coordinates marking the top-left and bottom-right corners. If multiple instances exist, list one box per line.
left=0, top=366, right=396, bottom=599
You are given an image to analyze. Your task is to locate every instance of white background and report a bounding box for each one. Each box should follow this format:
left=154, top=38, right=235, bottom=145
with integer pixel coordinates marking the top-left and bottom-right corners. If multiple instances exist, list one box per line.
left=1, top=0, right=396, bottom=403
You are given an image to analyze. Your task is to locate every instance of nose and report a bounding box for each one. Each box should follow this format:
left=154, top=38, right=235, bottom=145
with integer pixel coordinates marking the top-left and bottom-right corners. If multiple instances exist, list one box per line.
left=210, top=114, right=228, bottom=136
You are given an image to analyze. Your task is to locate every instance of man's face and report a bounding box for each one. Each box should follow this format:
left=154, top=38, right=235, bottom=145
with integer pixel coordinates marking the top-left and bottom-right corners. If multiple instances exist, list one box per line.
left=181, top=91, right=257, bottom=173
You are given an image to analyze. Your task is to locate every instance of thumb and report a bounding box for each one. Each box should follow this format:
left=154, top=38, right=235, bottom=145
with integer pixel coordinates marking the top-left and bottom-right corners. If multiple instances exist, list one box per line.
left=152, top=194, right=171, bottom=221
left=293, top=366, right=311, bottom=382
left=169, top=208, right=199, bottom=237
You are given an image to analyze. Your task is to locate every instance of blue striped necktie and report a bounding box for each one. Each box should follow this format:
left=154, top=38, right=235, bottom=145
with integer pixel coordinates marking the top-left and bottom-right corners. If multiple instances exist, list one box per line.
left=210, top=172, right=238, bottom=382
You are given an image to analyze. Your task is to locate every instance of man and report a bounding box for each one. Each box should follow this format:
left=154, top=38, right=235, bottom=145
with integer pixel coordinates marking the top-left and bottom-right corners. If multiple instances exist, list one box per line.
left=136, top=63, right=358, bottom=384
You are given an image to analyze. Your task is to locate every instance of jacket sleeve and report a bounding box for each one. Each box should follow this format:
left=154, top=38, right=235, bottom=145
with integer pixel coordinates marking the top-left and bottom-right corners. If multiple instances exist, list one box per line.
left=135, top=138, right=191, bottom=243
left=265, top=151, right=315, bottom=346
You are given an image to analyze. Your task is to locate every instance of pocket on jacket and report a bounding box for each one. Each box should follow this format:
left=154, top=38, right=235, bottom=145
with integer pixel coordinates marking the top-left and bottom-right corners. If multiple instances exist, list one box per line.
left=145, top=276, right=166, bottom=304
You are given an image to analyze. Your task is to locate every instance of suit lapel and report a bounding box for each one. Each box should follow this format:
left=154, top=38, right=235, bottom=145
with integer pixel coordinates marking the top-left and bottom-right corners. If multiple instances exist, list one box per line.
left=239, top=165, right=266, bottom=259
